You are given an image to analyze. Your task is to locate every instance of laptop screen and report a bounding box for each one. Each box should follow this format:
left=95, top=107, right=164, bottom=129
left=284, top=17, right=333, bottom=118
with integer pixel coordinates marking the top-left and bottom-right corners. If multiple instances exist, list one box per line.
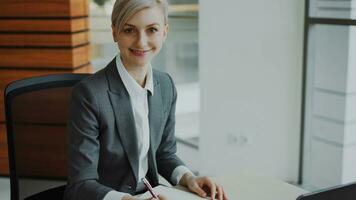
left=297, top=182, right=356, bottom=200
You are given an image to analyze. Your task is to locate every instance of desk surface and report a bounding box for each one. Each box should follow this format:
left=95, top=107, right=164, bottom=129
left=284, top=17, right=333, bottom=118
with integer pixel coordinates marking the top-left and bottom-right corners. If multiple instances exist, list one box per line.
left=215, top=173, right=308, bottom=200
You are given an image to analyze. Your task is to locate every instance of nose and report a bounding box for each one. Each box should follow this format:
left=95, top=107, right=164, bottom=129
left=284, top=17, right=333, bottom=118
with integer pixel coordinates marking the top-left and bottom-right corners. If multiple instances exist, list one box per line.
left=135, top=31, right=148, bottom=48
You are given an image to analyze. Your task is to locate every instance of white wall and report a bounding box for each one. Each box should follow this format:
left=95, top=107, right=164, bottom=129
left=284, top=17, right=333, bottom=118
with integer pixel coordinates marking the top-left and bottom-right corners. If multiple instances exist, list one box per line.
left=199, top=0, right=304, bottom=183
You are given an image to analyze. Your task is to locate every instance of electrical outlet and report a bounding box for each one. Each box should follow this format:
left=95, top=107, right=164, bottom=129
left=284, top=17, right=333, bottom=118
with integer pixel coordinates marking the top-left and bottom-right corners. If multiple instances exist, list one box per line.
left=227, top=133, right=248, bottom=146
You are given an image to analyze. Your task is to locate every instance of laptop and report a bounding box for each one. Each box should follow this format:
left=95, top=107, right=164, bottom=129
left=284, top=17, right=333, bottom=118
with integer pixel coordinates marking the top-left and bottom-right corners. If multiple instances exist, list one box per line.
left=297, top=181, right=356, bottom=200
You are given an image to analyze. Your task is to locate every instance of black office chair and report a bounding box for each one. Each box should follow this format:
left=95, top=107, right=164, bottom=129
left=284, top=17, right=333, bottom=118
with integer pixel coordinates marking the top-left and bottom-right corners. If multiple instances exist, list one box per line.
left=4, top=73, right=90, bottom=200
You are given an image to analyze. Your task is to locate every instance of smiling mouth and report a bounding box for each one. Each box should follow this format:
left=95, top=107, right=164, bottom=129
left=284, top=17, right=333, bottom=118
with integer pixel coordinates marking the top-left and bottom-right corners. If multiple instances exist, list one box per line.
left=129, top=48, right=152, bottom=56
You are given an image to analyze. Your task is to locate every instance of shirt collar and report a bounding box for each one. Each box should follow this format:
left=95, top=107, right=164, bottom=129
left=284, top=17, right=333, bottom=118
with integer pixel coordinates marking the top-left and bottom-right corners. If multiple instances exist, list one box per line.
left=116, top=55, right=154, bottom=97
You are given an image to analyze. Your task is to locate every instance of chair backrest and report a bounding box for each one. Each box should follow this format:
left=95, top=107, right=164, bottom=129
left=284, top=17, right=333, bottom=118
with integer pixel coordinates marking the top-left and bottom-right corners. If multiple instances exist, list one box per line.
left=4, top=73, right=90, bottom=200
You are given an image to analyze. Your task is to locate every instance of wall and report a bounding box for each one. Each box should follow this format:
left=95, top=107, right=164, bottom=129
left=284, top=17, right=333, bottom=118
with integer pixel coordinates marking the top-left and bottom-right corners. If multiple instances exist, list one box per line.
left=302, top=0, right=356, bottom=190
left=199, top=0, right=304, bottom=182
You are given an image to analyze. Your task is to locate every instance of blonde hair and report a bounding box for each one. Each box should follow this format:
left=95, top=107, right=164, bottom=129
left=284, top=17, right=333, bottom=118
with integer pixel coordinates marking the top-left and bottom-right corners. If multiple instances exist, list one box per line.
left=111, top=0, right=168, bottom=32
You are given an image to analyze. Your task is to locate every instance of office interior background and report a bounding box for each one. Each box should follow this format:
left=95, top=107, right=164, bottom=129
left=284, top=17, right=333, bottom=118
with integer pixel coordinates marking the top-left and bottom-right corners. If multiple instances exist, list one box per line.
left=1, top=0, right=356, bottom=198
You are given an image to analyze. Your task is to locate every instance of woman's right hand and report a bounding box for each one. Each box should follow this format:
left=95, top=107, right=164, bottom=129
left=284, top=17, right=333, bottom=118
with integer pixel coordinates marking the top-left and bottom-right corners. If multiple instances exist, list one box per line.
left=146, top=195, right=167, bottom=200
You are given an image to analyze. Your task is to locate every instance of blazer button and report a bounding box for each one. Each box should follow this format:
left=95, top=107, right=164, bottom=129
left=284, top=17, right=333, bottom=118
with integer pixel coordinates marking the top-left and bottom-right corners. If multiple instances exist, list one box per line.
left=127, top=185, right=132, bottom=190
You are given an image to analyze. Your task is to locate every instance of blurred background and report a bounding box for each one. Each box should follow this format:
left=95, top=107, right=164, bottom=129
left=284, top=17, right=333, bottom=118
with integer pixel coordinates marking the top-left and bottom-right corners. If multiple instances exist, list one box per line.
left=1, top=0, right=356, bottom=199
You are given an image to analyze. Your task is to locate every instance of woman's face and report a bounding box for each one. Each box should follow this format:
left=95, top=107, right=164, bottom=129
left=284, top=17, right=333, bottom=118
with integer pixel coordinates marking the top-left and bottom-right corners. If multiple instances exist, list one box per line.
left=112, top=5, right=168, bottom=69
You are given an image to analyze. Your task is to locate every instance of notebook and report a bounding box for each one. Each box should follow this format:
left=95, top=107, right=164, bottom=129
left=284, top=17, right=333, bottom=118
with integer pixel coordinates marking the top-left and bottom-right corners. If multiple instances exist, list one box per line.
left=137, top=185, right=215, bottom=200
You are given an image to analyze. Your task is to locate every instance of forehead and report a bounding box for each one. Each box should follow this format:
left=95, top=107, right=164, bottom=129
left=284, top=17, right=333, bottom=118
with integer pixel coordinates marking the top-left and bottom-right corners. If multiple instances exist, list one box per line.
left=125, top=6, right=165, bottom=26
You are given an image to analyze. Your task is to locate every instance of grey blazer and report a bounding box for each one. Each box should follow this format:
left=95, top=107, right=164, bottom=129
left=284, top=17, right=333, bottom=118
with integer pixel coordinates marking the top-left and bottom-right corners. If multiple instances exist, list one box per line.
left=64, top=58, right=185, bottom=200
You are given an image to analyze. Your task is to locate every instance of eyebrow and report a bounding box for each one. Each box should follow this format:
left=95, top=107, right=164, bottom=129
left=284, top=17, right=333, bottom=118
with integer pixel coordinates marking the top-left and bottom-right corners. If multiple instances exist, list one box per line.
left=124, top=23, right=160, bottom=28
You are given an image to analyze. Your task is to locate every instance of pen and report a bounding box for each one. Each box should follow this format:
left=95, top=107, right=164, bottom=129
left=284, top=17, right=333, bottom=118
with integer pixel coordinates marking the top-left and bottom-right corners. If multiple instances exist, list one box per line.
left=142, top=177, right=159, bottom=199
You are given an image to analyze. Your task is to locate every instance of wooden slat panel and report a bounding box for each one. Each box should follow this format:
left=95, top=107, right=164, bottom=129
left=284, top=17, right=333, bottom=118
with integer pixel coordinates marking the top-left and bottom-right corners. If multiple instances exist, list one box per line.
left=0, top=32, right=89, bottom=47
left=73, top=45, right=91, bottom=68
left=73, top=64, right=93, bottom=73
left=0, top=45, right=90, bottom=68
left=0, top=0, right=88, bottom=18
left=0, top=65, right=93, bottom=122
left=0, top=18, right=88, bottom=32
left=0, top=123, right=9, bottom=175
left=70, top=0, right=89, bottom=17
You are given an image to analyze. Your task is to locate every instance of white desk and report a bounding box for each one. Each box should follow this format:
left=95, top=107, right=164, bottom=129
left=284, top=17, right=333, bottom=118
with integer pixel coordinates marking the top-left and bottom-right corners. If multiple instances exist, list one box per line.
left=143, top=173, right=308, bottom=200
left=214, top=173, right=308, bottom=200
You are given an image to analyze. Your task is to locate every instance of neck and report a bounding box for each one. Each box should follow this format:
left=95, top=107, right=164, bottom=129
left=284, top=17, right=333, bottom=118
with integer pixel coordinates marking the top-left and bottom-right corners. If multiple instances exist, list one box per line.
left=121, top=60, right=148, bottom=87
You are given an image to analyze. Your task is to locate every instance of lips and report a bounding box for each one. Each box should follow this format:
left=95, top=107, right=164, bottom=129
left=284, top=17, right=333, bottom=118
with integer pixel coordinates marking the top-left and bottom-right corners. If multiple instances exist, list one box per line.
left=130, top=48, right=151, bottom=56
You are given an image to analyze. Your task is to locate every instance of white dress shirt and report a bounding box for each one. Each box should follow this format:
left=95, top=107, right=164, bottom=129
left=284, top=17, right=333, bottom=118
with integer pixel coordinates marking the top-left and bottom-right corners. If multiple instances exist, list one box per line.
left=103, top=55, right=193, bottom=200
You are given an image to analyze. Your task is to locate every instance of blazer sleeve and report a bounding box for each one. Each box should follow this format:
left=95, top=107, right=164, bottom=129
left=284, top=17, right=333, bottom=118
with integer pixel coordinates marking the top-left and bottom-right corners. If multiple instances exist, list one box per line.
left=156, top=74, right=186, bottom=184
left=65, top=82, right=113, bottom=200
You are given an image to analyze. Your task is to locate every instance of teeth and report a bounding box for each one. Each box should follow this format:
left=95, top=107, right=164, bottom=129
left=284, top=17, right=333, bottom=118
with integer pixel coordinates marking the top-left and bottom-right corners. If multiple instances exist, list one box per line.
left=131, top=49, right=149, bottom=55
left=131, top=49, right=148, bottom=52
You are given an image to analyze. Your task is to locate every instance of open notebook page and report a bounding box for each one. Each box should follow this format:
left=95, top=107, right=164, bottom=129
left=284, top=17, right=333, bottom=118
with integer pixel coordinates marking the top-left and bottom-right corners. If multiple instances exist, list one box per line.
left=137, top=185, right=213, bottom=200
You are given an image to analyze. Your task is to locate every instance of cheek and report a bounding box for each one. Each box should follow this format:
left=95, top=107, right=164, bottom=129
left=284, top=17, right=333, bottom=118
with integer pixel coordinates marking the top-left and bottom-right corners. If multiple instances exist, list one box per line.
left=151, top=35, right=164, bottom=46
left=117, top=36, right=132, bottom=47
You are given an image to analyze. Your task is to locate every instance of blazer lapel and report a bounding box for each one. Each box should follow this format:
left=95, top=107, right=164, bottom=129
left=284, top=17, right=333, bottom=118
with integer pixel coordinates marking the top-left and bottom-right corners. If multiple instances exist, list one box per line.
left=147, top=73, right=163, bottom=182
left=105, top=59, right=139, bottom=183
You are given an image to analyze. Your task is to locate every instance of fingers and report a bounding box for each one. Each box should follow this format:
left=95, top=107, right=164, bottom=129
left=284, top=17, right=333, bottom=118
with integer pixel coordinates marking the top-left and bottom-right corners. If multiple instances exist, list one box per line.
left=217, top=184, right=223, bottom=200
left=222, top=187, right=229, bottom=200
left=156, top=194, right=167, bottom=200
left=148, top=194, right=164, bottom=200
left=203, top=177, right=216, bottom=200
left=216, top=183, right=229, bottom=200
left=185, top=174, right=207, bottom=197
left=187, top=176, right=229, bottom=200
left=200, top=177, right=228, bottom=200
left=190, top=181, right=207, bottom=197
left=195, top=177, right=216, bottom=199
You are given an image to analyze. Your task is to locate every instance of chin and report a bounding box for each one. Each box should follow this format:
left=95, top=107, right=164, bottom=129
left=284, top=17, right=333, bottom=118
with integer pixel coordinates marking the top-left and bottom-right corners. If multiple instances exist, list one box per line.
left=132, top=60, right=150, bottom=67
left=133, top=56, right=153, bottom=66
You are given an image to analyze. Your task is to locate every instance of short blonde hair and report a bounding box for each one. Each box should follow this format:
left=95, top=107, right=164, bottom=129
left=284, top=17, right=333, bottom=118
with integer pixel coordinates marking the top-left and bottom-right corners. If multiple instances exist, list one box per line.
left=111, top=0, right=168, bottom=32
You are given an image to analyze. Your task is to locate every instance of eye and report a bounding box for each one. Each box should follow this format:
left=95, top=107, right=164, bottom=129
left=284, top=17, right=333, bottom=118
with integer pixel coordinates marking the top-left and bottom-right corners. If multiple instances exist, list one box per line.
left=148, top=27, right=158, bottom=33
left=123, top=27, right=135, bottom=34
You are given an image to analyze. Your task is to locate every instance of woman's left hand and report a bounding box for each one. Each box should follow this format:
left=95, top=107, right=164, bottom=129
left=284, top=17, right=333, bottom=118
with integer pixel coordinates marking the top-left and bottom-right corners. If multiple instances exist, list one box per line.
left=179, top=173, right=229, bottom=200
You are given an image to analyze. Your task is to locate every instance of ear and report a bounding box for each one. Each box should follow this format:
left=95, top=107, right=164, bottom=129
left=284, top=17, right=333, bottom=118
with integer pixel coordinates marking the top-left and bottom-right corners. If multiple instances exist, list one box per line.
left=163, top=23, right=169, bottom=42
left=111, top=24, right=118, bottom=42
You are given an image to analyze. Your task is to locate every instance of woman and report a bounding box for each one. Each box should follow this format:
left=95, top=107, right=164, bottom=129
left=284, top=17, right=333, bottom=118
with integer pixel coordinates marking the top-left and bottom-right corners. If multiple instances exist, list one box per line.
left=64, top=0, right=228, bottom=200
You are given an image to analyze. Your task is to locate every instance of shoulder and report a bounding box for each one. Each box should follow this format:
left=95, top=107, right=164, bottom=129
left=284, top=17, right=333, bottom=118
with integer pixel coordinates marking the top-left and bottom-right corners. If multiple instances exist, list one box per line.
left=73, top=64, right=111, bottom=96
left=73, top=74, right=99, bottom=97
left=153, top=69, right=177, bottom=102
left=153, top=69, right=175, bottom=88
